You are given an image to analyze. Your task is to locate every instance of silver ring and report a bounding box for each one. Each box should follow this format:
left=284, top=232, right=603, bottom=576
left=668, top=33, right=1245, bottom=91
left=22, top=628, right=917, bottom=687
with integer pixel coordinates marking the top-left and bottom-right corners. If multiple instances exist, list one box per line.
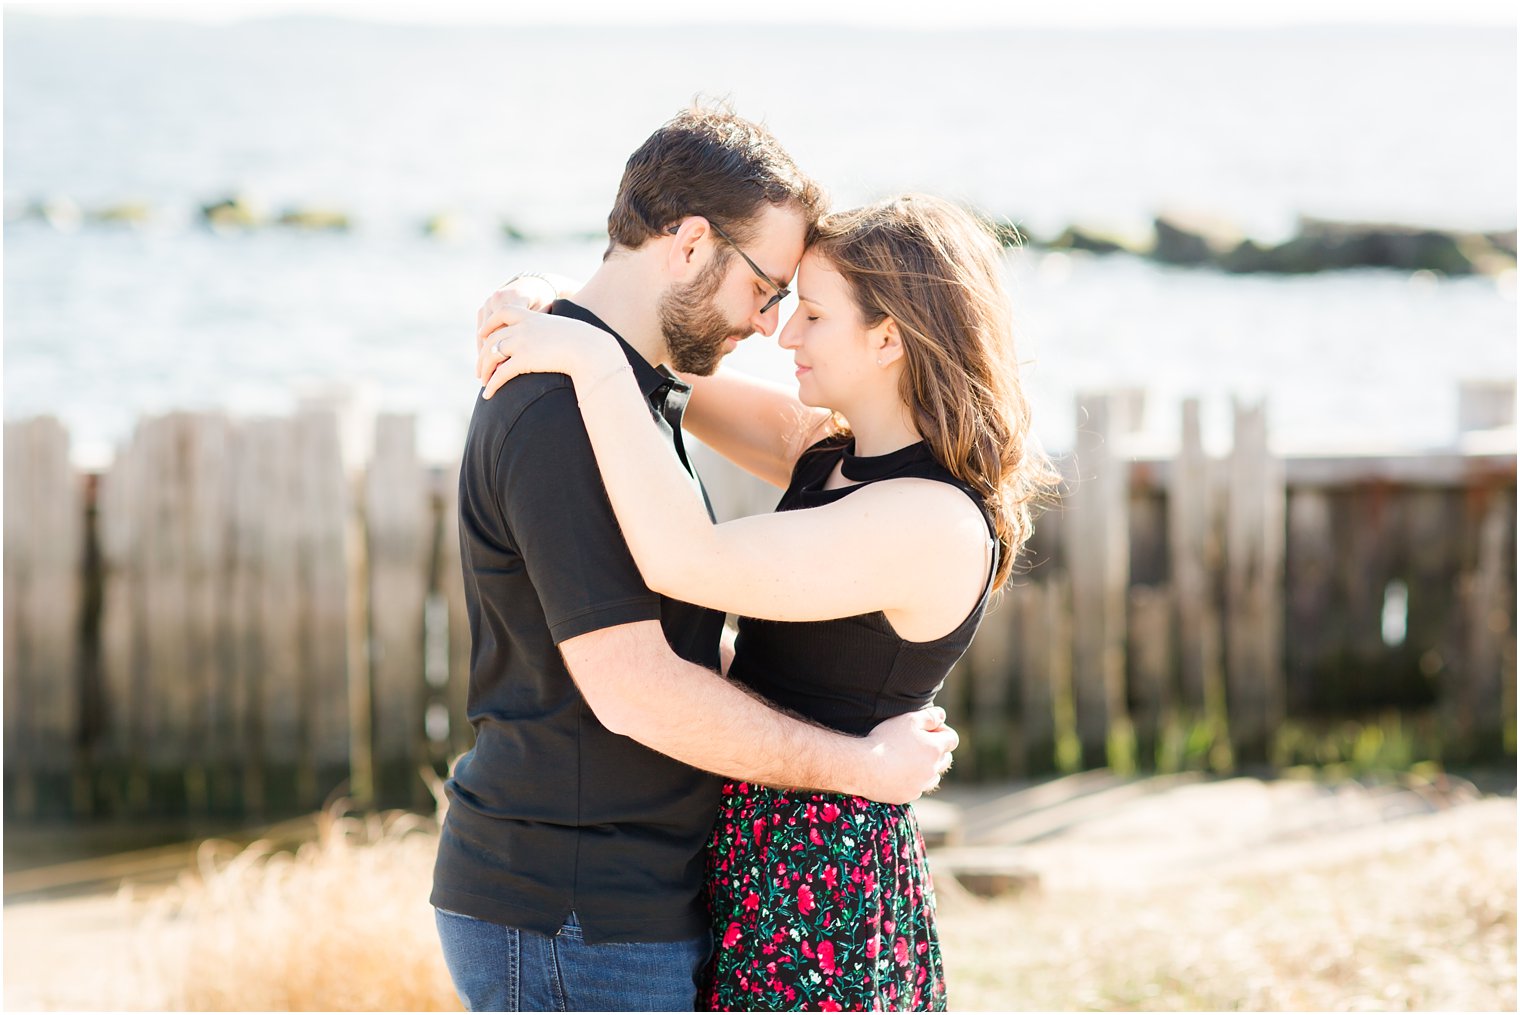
left=494, top=336, right=505, bottom=357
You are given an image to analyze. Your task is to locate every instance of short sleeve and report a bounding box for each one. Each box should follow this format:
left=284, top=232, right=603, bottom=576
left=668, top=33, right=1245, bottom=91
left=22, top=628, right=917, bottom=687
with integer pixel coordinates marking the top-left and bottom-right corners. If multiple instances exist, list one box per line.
left=495, top=383, right=661, bottom=643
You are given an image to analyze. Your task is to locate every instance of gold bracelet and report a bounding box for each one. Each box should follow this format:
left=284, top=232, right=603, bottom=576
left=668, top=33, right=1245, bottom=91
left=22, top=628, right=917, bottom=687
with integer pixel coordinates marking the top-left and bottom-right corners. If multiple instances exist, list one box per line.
left=577, top=363, right=632, bottom=406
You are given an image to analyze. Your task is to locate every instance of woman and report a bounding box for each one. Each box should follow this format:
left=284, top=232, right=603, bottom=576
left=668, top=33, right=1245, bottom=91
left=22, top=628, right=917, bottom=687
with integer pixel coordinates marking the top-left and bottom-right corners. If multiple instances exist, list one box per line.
left=476, top=195, right=1057, bottom=1012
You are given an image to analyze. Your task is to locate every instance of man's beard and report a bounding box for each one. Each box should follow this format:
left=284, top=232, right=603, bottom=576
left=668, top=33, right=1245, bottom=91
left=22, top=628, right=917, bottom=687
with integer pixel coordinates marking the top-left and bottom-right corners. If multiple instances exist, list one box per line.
left=657, top=254, right=746, bottom=376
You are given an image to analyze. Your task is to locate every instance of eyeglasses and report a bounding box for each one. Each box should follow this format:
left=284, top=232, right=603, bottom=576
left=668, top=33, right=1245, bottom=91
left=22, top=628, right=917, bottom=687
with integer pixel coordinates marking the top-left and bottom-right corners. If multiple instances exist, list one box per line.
left=668, top=218, right=790, bottom=314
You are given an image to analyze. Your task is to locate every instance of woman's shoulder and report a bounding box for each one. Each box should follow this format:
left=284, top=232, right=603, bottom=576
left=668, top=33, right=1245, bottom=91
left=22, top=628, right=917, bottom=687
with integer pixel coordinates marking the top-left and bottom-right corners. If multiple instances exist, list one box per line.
left=861, top=475, right=991, bottom=543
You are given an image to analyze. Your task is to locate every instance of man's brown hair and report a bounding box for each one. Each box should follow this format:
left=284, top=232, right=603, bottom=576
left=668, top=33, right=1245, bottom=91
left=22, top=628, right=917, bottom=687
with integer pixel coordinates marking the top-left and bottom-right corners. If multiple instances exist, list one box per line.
left=605, top=101, right=826, bottom=256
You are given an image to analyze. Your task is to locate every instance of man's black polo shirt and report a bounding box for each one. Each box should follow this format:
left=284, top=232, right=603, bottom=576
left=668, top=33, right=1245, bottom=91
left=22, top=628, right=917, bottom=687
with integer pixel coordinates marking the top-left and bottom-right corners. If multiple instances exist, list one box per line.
left=432, top=300, right=724, bottom=945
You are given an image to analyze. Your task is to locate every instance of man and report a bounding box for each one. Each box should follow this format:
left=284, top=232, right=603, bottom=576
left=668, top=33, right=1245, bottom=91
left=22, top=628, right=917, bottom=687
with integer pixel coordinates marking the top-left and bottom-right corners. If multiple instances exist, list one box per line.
left=433, top=104, right=957, bottom=1012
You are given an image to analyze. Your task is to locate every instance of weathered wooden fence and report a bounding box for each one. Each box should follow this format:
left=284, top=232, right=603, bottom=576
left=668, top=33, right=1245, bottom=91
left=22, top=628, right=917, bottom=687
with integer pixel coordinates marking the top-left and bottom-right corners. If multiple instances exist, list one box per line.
left=4, top=396, right=1515, bottom=819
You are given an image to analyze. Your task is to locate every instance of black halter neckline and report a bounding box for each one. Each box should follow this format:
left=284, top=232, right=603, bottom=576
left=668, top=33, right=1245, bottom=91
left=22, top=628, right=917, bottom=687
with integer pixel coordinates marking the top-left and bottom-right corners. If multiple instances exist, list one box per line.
left=837, top=438, right=935, bottom=483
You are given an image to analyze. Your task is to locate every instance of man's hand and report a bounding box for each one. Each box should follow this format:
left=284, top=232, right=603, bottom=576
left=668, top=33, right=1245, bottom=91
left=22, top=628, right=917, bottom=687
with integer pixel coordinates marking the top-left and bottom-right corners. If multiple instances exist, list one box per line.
left=855, top=707, right=959, bottom=805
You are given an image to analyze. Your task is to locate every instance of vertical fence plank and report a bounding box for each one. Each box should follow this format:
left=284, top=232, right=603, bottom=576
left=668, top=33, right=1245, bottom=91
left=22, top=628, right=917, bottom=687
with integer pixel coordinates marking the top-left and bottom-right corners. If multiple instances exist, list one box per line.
left=181, top=414, right=231, bottom=813
left=367, top=414, right=430, bottom=808
left=967, top=593, right=1017, bottom=779
left=297, top=409, right=351, bottom=804
left=1225, top=401, right=1286, bottom=763
left=940, top=656, right=973, bottom=781
left=1170, top=399, right=1222, bottom=720
left=4, top=419, right=82, bottom=816
left=254, top=418, right=305, bottom=812
left=98, top=422, right=150, bottom=811
left=1284, top=489, right=1336, bottom=715
left=1341, top=485, right=1407, bottom=715
left=437, top=457, right=475, bottom=763
left=3, top=421, right=33, bottom=815
left=1009, top=582, right=1054, bottom=774
left=32, top=419, right=83, bottom=815
left=140, top=415, right=189, bottom=804
left=345, top=463, right=374, bottom=811
left=1404, top=489, right=1459, bottom=695
left=1128, top=585, right=1173, bottom=760
left=225, top=421, right=261, bottom=813
left=1065, top=394, right=1131, bottom=767
left=1456, top=485, right=1517, bottom=754
left=193, top=416, right=238, bottom=812
left=1044, top=573, right=1077, bottom=772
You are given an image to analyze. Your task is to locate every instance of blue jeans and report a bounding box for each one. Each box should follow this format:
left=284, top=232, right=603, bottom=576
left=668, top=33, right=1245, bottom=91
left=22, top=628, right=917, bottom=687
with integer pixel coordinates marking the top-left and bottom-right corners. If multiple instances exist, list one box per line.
left=434, top=907, right=712, bottom=1012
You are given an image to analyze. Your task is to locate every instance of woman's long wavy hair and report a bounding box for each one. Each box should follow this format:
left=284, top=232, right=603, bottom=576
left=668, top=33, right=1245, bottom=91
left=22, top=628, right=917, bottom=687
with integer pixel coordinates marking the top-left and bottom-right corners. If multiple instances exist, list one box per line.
left=808, top=195, right=1059, bottom=589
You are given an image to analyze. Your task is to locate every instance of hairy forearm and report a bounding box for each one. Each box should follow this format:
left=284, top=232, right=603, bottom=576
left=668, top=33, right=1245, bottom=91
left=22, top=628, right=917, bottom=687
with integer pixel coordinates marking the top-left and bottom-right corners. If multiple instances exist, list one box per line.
left=587, top=649, right=869, bottom=795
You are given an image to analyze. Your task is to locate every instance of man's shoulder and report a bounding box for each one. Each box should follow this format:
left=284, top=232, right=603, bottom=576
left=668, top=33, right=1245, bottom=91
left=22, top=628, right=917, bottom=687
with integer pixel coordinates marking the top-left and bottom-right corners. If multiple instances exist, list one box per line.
left=468, top=373, right=579, bottom=437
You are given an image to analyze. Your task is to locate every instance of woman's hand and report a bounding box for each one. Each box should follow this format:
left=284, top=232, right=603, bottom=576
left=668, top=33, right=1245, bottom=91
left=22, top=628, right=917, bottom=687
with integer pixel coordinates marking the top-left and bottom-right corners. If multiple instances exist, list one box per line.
left=474, top=272, right=577, bottom=371
left=478, top=305, right=625, bottom=400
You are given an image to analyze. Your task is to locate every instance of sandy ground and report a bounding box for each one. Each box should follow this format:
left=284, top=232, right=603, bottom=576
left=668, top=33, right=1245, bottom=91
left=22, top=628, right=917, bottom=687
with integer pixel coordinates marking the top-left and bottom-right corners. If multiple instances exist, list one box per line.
left=3, top=774, right=1515, bottom=1011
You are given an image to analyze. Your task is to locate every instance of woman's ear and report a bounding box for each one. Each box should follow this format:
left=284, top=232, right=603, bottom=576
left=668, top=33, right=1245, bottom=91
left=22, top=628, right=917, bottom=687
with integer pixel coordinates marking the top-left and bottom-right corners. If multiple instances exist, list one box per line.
left=665, top=217, right=712, bottom=281
left=870, top=317, right=905, bottom=368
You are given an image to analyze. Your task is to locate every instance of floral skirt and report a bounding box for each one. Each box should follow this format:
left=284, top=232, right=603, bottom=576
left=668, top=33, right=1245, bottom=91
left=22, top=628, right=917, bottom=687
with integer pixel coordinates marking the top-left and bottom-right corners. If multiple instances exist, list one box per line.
left=701, top=781, right=947, bottom=1012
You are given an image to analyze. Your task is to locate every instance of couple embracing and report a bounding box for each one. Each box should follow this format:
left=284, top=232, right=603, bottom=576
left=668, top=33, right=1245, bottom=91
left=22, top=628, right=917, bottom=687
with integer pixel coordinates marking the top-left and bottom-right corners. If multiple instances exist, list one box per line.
left=431, top=103, right=1056, bottom=1012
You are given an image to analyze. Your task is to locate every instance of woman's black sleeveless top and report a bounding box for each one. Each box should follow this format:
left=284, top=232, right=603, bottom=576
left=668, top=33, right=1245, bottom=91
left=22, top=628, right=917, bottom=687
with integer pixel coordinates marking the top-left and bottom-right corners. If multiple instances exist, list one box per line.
left=727, top=434, right=999, bottom=736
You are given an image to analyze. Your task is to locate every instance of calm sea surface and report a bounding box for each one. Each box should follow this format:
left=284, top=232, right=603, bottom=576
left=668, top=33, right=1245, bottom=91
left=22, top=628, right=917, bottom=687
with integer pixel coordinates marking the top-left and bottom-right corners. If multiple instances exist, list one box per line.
left=4, top=15, right=1515, bottom=463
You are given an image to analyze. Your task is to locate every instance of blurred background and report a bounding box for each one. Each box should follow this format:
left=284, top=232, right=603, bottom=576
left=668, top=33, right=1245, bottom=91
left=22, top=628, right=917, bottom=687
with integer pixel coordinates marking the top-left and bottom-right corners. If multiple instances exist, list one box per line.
left=3, top=2, right=1516, bottom=1010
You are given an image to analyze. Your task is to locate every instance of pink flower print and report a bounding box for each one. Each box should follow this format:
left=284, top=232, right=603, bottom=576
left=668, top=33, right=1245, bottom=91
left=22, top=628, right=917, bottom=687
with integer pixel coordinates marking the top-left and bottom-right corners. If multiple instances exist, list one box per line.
left=864, top=935, right=881, bottom=959
left=785, top=987, right=796, bottom=1002
left=743, top=892, right=760, bottom=911
left=820, top=1001, right=841, bottom=1012
left=884, top=919, right=896, bottom=935
left=917, top=941, right=929, bottom=955
left=809, top=827, right=825, bottom=846
left=722, top=922, right=742, bottom=949
left=797, top=884, right=816, bottom=915
left=894, top=937, right=910, bottom=966
left=800, top=939, right=815, bottom=959
left=753, top=819, right=766, bottom=844
left=823, top=801, right=841, bottom=821
left=823, top=865, right=838, bottom=889
left=818, top=940, right=839, bottom=975
left=823, top=910, right=832, bottom=929
left=917, top=965, right=928, bottom=985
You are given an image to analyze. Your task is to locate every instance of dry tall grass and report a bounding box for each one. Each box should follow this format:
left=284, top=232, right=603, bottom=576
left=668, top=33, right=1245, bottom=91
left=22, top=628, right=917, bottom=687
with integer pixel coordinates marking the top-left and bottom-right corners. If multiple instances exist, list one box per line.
left=140, top=804, right=460, bottom=1011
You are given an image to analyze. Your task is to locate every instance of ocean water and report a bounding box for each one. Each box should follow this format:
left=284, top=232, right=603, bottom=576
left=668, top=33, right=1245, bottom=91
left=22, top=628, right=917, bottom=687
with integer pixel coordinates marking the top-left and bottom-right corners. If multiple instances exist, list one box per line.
left=4, top=14, right=1515, bottom=464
